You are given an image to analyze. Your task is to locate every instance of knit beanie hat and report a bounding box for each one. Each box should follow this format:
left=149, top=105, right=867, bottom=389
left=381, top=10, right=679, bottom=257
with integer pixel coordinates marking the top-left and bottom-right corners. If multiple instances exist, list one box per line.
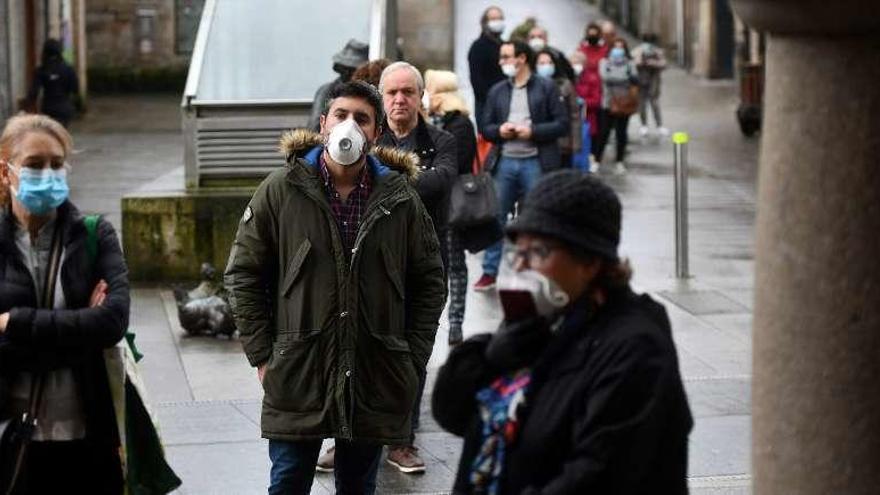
left=506, top=170, right=621, bottom=260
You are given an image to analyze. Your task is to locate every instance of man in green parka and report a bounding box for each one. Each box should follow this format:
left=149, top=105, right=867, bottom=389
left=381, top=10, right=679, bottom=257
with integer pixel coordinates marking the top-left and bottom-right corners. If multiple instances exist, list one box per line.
left=224, top=81, right=446, bottom=494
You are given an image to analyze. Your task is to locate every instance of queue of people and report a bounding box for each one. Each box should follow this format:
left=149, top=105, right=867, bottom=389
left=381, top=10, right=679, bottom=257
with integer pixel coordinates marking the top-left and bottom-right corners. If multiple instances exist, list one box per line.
left=0, top=10, right=688, bottom=495
left=253, top=6, right=688, bottom=491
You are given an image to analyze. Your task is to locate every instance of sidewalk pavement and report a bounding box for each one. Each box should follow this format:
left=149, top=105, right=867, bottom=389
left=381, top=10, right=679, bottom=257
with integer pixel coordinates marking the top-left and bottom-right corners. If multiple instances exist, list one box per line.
left=63, top=2, right=757, bottom=492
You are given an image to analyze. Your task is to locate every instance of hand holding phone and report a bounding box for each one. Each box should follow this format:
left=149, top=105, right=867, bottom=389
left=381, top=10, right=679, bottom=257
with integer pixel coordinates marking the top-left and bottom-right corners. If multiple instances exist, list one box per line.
left=499, top=289, right=539, bottom=322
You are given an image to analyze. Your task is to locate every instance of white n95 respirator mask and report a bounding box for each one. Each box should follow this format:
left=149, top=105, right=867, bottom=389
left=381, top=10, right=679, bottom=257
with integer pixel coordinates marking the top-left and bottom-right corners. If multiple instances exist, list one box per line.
left=326, top=119, right=367, bottom=166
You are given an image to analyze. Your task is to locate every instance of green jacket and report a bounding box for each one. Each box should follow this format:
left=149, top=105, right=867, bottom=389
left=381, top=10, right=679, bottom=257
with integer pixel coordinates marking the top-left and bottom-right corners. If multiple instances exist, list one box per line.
left=224, top=130, right=446, bottom=444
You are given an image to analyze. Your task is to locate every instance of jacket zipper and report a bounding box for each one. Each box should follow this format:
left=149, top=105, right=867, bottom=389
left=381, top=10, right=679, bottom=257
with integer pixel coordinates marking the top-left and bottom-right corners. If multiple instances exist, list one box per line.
left=343, top=197, right=403, bottom=437
left=296, top=176, right=407, bottom=439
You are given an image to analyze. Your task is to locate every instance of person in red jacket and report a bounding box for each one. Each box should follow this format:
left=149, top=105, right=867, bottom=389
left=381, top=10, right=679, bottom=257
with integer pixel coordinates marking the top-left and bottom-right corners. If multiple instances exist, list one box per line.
left=575, top=23, right=608, bottom=171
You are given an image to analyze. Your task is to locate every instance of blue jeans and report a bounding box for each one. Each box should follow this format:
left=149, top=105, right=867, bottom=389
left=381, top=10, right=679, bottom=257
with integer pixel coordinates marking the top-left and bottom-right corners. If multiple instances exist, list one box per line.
left=482, top=156, right=543, bottom=276
left=268, top=439, right=381, bottom=495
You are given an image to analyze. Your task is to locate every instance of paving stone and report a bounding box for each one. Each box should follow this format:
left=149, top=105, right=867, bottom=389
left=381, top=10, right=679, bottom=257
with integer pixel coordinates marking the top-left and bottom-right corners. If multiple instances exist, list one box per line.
left=374, top=448, right=456, bottom=494
left=660, top=290, right=751, bottom=316
left=415, top=432, right=464, bottom=470
left=156, top=401, right=260, bottom=446
left=700, top=313, right=753, bottom=344
left=164, top=440, right=270, bottom=495
left=688, top=415, right=751, bottom=478
left=232, top=400, right=262, bottom=427
left=130, top=288, right=194, bottom=402
left=684, top=376, right=751, bottom=417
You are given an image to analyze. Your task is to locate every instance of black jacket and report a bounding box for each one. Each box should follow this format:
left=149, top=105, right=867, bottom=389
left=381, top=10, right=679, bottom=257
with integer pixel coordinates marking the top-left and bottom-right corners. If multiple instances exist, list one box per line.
left=27, top=58, right=79, bottom=125
left=438, top=111, right=477, bottom=176
left=0, top=202, right=130, bottom=448
left=481, top=74, right=569, bottom=173
left=468, top=32, right=505, bottom=125
left=379, top=115, right=457, bottom=231
left=433, top=289, right=693, bottom=495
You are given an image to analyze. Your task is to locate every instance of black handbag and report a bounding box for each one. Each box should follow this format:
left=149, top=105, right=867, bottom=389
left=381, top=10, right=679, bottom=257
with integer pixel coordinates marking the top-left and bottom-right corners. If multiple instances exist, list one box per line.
left=458, top=218, right=504, bottom=254
left=0, top=221, right=63, bottom=495
left=448, top=172, right=500, bottom=229
left=448, top=144, right=502, bottom=230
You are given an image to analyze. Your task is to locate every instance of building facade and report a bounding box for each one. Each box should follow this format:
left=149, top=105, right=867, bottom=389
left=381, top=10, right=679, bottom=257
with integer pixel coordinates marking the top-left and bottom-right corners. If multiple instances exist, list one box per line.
left=1, top=0, right=88, bottom=121
left=600, top=0, right=738, bottom=79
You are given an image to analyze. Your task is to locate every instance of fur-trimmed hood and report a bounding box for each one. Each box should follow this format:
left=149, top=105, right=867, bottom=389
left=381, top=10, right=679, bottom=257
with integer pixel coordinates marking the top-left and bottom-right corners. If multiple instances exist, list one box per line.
left=279, top=129, right=420, bottom=181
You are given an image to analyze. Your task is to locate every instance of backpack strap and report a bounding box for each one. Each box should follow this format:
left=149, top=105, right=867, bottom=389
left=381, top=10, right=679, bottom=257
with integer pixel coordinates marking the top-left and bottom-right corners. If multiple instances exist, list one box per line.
left=84, top=214, right=100, bottom=266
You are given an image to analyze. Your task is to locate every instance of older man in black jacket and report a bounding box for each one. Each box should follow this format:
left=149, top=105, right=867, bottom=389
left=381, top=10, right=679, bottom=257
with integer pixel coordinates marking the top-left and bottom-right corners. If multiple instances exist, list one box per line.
left=474, top=39, right=569, bottom=292
left=373, top=60, right=457, bottom=474
left=378, top=62, right=458, bottom=269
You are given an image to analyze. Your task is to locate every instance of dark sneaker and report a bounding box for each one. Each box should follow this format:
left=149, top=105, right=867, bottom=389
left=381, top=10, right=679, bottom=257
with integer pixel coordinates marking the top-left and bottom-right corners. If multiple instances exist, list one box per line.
left=316, top=446, right=334, bottom=473
left=386, top=445, right=426, bottom=474
left=473, top=274, right=497, bottom=292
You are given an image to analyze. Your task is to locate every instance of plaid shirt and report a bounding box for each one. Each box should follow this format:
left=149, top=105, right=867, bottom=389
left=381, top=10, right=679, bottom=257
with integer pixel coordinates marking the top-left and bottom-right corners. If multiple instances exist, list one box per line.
left=319, top=157, right=373, bottom=258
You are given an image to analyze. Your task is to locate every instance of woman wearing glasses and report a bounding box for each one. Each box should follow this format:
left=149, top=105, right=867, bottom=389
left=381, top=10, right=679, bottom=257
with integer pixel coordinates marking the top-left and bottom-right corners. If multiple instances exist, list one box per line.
left=0, top=114, right=129, bottom=494
left=433, top=170, right=692, bottom=494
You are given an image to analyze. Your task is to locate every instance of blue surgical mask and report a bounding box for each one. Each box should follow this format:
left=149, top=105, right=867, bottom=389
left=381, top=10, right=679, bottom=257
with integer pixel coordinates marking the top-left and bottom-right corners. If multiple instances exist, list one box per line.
left=536, top=63, right=556, bottom=78
left=610, top=47, right=626, bottom=60
left=7, top=163, right=70, bottom=215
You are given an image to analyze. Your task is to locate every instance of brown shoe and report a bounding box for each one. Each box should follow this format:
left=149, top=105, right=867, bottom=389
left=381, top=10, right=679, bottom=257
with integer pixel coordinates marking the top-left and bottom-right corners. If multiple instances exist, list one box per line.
left=316, top=446, right=335, bottom=473
left=386, top=445, right=426, bottom=474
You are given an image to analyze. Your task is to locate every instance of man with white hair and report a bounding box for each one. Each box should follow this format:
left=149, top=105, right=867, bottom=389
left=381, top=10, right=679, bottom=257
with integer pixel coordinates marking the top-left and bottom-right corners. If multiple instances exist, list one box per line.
left=377, top=61, right=457, bottom=473
left=378, top=61, right=458, bottom=269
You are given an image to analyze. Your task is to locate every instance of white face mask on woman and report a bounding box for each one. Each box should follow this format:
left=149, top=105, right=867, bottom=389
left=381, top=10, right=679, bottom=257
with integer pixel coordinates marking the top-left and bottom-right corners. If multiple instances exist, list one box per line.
left=501, top=63, right=517, bottom=78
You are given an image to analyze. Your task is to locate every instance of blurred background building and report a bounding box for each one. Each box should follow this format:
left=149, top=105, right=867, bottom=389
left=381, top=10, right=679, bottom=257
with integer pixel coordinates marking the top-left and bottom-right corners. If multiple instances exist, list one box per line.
left=0, top=0, right=758, bottom=124
left=1, top=0, right=88, bottom=120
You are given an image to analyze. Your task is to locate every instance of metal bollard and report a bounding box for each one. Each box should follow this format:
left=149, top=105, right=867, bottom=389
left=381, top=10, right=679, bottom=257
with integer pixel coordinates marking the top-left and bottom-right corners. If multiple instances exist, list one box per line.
left=672, top=132, right=690, bottom=278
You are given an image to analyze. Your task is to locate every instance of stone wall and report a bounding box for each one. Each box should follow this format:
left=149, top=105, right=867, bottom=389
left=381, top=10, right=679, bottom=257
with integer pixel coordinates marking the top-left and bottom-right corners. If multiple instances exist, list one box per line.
left=86, top=0, right=189, bottom=69
left=397, top=0, right=455, bottom=71
left=123, top=191, right=251, bottom=281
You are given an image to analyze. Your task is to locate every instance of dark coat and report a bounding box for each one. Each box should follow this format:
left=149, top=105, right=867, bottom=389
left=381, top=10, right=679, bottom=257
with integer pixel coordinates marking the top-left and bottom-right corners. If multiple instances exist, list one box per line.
left=433, top=289, right=693, bottom=495
left=438, top=111, right=477, bottom=176
left=481, top=74, right=569, bottom=173
left=27, top=58, right=80, bottom=126
left=224, top=130, right=447, bottom=444
left=468, top=32, right=505, bottom=126
left=378, top=116, right=458, bottom=232
left=0, top=202, right=130, bottom=450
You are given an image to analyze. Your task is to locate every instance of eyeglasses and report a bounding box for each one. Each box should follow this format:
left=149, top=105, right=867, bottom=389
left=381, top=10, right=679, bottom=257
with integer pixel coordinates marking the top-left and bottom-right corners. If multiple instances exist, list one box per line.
left=504, top=241, right=561, bottom=269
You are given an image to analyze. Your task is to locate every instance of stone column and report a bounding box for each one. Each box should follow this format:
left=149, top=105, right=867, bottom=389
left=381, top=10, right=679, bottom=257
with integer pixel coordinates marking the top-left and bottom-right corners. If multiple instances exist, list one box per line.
left=730, top=1, right=880, bottom=494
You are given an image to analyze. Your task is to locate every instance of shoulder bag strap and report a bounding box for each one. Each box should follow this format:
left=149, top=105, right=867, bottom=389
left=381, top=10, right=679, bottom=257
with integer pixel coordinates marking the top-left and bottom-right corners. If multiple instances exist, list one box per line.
left=4, top=220, right=64, bottom=495
left=28, top=219, right=64, bottom=417
left=84, top=214, right=99, bottom=266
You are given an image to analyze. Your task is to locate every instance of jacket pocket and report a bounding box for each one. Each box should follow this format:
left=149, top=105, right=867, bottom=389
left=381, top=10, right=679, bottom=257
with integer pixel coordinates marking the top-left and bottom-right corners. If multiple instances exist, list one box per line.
left=282, top=239, right=312, bottom=299
left=355, top=330, right=417, bottom=416
left=262, top=328, right=325, bottom=413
